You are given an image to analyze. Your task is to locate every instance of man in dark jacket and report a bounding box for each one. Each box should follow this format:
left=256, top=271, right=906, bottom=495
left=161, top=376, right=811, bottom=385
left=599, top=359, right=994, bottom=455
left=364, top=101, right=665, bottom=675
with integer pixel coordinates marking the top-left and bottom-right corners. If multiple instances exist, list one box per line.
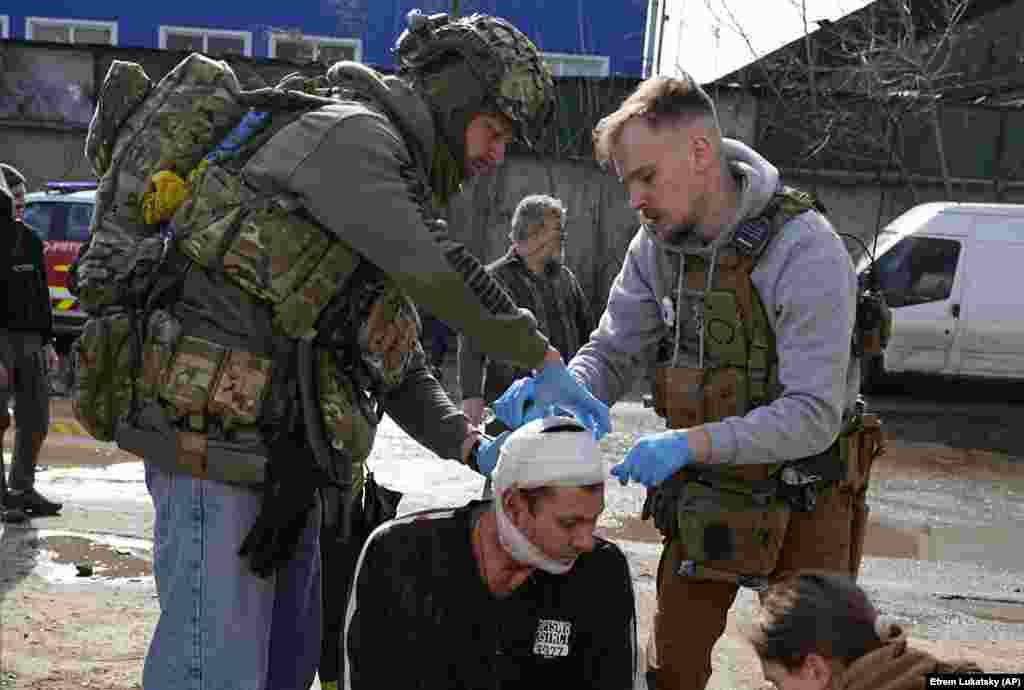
left=0, top=163, right=62, bottom=519
left=459, top=194, right=593, bottom=436
left=344, top=416, right=637, bottom=690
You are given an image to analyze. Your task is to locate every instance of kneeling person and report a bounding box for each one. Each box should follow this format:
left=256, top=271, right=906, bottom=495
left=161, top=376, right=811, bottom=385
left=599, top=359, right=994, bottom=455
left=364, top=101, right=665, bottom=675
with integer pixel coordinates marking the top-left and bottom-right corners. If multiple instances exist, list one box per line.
left=344, top=416, right=637, bottom=689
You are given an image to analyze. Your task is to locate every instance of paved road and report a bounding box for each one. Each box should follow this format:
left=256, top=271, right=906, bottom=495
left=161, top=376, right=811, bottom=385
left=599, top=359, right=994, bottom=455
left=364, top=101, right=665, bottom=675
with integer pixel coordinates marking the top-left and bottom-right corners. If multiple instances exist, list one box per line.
left=867, top=374, right=1024, bottom=457
left=3, top=379, right=1022, bottom=688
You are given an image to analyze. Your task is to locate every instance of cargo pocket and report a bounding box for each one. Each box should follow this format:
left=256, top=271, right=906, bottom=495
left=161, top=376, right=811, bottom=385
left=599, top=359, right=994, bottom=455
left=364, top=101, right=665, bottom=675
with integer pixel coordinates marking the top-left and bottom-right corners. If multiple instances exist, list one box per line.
left=358, top=283, right=423, bottom=391
left=675, top=481, right=791, bottom=577
left=207, top=349, right=273, bottom=428
left=72, top=313, right=137, bottom=442
left=159, top=336, right=227, bottom=416
left=651, top=366, right=705, bottom=429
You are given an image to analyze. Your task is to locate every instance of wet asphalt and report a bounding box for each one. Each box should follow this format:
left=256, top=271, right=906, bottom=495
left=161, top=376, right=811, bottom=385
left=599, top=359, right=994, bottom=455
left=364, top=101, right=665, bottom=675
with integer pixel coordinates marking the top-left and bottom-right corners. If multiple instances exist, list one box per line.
left=2, top=374, right=1022, bottom=687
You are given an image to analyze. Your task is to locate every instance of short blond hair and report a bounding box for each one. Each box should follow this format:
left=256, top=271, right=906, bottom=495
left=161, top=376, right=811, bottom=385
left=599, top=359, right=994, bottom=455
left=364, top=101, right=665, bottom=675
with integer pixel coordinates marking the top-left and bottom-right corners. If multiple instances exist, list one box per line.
left=592, top=74, right=717, bottom=167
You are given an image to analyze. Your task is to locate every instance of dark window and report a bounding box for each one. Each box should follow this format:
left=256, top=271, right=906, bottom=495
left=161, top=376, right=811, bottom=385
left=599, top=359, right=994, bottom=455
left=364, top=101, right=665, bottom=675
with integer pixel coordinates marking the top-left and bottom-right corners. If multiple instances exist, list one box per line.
left=67, top=203, right=94, bottom=242
left=165, top=33, right=203, bottom=52
left=318, top=43, right=356, bottom=64
left=23, top=202, right=58, bottom=241
left=875, top=236, right=961, bottom=307
left=207, top=35, right=245, bottom=56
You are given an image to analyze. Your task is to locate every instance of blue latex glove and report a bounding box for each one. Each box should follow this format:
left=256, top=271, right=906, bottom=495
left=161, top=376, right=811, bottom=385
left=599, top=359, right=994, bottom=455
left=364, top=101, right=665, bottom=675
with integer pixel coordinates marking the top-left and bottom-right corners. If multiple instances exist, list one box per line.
left=533, top=362, right=611, bottom=440
left=474, top=431, right=512, bottom=477
left=611, top=430, right=693, bottom=488
left=493, top=377, right=536, bottom=429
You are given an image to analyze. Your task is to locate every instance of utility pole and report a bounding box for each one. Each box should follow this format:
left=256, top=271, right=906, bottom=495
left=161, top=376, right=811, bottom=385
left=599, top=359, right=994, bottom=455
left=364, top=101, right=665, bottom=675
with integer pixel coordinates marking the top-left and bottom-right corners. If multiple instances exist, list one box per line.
left=451, top=0, right=461, bottom=17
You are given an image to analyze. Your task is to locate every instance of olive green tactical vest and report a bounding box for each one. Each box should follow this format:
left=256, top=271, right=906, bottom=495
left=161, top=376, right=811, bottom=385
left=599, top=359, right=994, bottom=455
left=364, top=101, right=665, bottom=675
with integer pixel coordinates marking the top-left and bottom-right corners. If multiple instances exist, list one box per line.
left=651, top=187, right=828, bottom=488
left=648, top=188, right=843, bottom=578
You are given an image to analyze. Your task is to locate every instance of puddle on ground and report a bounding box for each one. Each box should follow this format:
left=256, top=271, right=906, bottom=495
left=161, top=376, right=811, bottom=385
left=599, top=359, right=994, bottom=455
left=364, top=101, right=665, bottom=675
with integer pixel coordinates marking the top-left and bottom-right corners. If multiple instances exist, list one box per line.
left=0, top=528, right=154, bottom=584
left=38, top=534, right=151, bottom=580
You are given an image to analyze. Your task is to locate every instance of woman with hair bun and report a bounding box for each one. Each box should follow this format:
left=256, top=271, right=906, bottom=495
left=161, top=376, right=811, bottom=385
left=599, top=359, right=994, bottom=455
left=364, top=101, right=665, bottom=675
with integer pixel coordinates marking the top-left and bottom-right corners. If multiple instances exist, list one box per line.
left=746, top=572, right=983, bottom=690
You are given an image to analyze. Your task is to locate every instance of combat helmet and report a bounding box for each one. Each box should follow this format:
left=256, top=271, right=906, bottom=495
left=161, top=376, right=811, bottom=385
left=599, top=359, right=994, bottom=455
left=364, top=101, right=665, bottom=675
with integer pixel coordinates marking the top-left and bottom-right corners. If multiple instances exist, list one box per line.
left=395, top=10, right=556, bottom=160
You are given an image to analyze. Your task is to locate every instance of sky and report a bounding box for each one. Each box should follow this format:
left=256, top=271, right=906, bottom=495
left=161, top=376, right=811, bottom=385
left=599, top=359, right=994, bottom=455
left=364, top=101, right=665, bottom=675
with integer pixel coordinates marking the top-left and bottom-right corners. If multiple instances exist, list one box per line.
left=649, top=0, right=875, bottom=83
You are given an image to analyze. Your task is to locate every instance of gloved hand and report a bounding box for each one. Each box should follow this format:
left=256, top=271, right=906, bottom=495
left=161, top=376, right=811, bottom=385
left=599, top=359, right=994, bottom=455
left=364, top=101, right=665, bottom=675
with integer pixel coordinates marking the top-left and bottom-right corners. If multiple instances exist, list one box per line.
left=493, top=377, right=536, bottom=429
left=493, top=377, right=596, bottom=431
left=611, top=430, right=693, bottom=488
left=474, top=431, right=512, bottom=477
left=239, top=432, right=325, bottom=578
left=533, top=362, right=611, bottom=440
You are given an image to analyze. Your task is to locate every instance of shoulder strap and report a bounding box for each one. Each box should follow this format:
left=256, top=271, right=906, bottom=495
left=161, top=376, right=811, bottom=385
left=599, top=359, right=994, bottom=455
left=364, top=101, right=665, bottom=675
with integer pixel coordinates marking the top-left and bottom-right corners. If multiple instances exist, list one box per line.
left=732, top=184, right=827, bottom=264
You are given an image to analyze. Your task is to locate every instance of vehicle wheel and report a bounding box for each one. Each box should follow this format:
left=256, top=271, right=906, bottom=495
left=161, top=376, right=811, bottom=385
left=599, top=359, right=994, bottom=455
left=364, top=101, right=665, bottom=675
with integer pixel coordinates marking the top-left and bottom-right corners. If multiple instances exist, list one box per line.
left=860, top=354, right=885, bottom=394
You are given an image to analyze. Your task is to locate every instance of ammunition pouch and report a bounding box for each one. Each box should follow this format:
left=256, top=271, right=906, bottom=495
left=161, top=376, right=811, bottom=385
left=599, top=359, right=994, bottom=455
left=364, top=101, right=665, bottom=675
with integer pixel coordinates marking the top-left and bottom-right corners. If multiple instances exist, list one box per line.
left=78, top=306, right=381, bottom=491
left=657, top=464, right=792, bottom=578
left=643, top=414, right=886, bottom=582
left=72, top=312, right=138, bottom=442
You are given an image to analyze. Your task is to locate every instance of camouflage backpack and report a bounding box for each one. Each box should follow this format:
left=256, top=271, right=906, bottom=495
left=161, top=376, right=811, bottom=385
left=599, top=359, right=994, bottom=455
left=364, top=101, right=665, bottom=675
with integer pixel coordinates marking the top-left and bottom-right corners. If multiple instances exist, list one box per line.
left=71, top=56, right=422, bottom=504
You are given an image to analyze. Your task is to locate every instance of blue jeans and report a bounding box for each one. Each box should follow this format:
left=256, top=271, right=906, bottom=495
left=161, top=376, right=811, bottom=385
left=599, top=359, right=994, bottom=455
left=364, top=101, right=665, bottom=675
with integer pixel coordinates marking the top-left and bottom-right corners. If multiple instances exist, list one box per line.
left=143, top=462, right=322, bottom=690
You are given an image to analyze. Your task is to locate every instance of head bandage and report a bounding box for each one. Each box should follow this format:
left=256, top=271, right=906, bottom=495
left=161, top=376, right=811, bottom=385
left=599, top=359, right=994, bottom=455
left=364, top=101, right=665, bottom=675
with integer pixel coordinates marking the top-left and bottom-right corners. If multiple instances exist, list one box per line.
left=493, top=416, right=606, bottom=494
left=492, top=416, right=606, bottom=574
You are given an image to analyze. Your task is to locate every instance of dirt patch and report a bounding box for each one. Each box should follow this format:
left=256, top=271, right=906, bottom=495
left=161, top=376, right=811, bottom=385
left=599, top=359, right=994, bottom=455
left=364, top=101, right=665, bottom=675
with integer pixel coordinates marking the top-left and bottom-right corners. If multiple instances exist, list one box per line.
left=0, top=586, right=153, bottom=690
left=871, top=440, right=1024, bottom=482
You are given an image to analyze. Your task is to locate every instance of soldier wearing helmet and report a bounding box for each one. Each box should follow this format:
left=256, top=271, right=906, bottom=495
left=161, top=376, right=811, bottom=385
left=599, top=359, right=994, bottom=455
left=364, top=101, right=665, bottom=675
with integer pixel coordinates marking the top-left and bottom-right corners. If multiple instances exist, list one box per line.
left=119, top=9, right=609, bottom=690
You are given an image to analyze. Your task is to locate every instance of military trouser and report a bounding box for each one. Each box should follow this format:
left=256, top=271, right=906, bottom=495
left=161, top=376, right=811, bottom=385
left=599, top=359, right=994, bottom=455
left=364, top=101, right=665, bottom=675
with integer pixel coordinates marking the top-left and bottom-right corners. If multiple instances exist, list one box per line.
left=0, top=332, right=50, bottom=493
left=646, top=482, right=867, bottom=690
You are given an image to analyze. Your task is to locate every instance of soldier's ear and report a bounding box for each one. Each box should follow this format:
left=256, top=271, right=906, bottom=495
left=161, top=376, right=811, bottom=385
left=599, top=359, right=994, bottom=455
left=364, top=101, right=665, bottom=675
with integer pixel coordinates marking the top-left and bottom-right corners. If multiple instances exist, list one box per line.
left=689, top=133, right=716, bottom=174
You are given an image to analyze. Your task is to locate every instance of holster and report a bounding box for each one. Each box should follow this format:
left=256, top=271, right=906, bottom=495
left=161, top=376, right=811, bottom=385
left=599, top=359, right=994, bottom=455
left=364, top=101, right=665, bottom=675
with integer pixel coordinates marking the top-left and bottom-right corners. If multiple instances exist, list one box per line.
left=641, top=411, right=886, bottom=583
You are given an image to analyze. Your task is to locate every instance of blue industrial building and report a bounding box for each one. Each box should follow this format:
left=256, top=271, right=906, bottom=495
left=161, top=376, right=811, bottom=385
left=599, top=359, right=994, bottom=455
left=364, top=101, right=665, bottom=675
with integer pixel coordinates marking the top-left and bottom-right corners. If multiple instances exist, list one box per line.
left=0, top=1, right=649, bottom=76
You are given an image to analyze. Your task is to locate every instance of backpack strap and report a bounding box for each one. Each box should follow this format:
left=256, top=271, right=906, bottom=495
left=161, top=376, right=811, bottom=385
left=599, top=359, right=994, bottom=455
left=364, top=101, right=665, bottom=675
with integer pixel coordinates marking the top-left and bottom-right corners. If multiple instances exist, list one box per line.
left=732, top=185, right=826, bottom=264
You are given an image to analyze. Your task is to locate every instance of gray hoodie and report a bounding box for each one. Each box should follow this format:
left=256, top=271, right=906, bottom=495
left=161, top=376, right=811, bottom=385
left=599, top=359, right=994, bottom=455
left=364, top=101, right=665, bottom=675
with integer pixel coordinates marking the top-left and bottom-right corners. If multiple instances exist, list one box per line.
left=570, top=139, right=860, bottom=465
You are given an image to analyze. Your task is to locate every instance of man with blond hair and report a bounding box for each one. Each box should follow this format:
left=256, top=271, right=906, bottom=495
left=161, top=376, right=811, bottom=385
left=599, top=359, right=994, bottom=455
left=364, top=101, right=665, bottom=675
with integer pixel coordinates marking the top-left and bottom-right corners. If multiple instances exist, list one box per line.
left=495, top=74, right=881, bottom=690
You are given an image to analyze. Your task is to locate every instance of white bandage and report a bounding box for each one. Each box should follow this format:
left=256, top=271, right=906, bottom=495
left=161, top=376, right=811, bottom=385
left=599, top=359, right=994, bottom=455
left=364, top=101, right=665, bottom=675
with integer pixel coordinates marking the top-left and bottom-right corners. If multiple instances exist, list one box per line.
left=492, top=416, right=606, bottom=574
left=492, top=416, right=605, bottom=494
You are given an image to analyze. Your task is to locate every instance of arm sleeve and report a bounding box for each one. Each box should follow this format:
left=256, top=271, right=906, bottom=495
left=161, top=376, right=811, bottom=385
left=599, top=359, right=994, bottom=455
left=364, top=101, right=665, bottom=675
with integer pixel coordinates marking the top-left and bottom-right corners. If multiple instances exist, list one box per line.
left=379, top=357, right=470, bottom=462
left=569, top=234, right=664, bottom=405
left=244, top=106, right=549, bottom=371
left=344, top=530, right=411, bottom=689
left=582, top=545, right=638, bottom=690
left=457, top=332, right=487, bottom=401
left=34, top=236, right=54, bottom=343
left=703, top=216, right=857, bottom=464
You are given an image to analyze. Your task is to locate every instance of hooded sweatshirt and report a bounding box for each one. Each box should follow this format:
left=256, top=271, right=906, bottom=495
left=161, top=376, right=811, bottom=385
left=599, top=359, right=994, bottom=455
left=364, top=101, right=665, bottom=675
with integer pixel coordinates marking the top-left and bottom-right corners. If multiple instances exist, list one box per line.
left=570, top=139, right=860, bottom=465
left=834, top=625, right=983, bottom=690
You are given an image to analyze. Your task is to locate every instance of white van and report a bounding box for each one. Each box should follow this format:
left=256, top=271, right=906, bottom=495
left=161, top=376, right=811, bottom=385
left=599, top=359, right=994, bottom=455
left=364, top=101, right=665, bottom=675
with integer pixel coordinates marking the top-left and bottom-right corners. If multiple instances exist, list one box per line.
left=858, top=202, right=1024, bottom=387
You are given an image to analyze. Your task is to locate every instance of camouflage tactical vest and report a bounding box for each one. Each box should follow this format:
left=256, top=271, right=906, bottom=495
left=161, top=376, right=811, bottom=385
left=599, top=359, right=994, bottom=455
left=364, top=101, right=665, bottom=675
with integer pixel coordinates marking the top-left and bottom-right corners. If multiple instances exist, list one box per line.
left=646, top=187, right=884, bottom=583
left=72, top=55, right=424, bottom=498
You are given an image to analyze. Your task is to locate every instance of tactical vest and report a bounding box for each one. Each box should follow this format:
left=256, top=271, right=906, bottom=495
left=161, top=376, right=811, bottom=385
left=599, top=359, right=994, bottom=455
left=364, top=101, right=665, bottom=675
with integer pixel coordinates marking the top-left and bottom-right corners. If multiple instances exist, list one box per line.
left=72, top=56, right=425, bottom=505
left=645, top=187, right=885, bottom=585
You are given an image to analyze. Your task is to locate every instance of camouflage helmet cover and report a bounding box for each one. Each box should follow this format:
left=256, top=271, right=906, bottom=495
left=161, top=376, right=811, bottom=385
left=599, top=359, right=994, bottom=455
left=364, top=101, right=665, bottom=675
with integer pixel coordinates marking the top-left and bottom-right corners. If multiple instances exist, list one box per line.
left=394, top=10, right=555, bottom=148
